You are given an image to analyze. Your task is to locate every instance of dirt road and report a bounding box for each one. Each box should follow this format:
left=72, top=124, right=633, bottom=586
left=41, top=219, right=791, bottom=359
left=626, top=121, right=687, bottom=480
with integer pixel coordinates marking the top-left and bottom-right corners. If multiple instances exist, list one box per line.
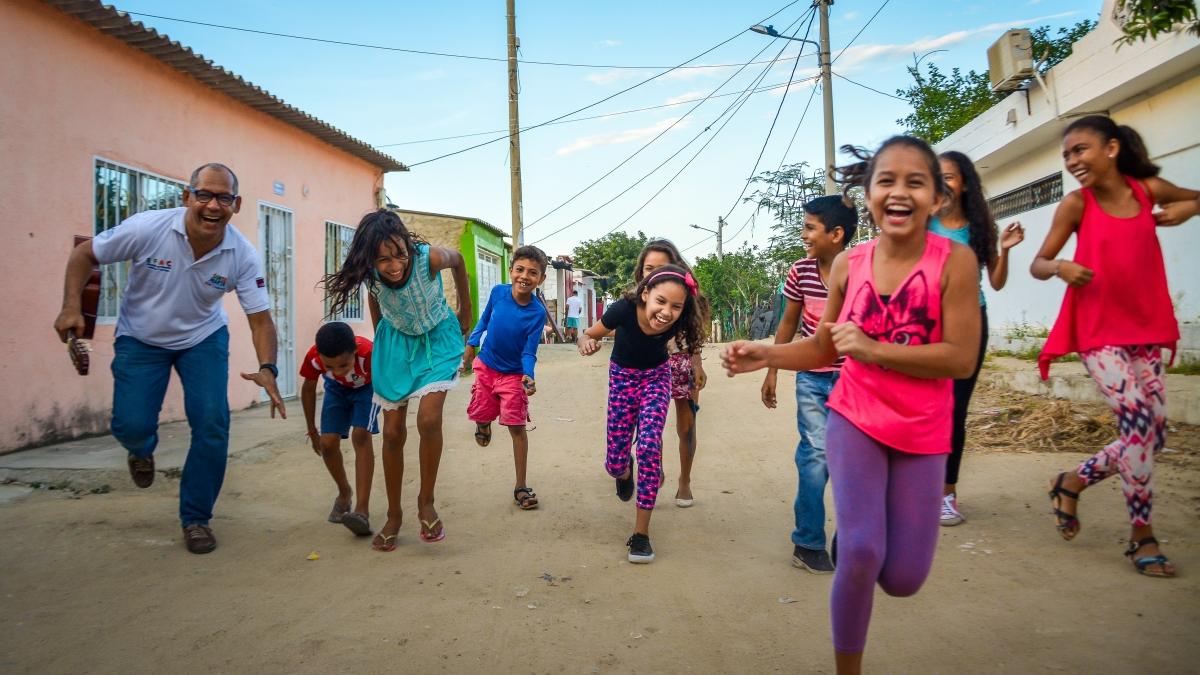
left=1, top=344, right=1197, bottom=673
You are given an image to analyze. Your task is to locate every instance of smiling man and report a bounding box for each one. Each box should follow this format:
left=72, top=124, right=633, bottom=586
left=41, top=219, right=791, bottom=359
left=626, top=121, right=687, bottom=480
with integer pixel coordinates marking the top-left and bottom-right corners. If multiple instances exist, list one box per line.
left=53, top=162, right=286, bottom=555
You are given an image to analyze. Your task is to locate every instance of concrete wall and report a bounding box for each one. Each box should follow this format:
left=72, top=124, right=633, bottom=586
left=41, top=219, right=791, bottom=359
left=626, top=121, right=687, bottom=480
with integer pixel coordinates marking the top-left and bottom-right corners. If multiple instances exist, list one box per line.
left=938, top=0, right=1200, bottom=340
left=0, top=0, right=383, bottom=451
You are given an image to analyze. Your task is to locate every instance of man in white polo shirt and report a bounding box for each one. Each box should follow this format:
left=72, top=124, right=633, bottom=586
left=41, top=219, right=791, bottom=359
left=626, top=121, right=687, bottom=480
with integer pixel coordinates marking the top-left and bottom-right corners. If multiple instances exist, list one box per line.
left=54, top=163, right=286, bottom=554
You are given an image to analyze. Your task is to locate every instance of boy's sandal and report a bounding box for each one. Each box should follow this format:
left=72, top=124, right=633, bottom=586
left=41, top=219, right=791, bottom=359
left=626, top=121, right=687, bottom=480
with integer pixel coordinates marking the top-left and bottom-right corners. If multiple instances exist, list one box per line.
left=327, top=498, right=350, bottom=523
left=513, top=487, right=539, bottom=510
left=371, top=532, right=398, bottom=552
left=474, top=423, right=491, bottom=447
left=341, top=512, right=372, bottom=537
left=1047, top=472, right=1081, bottom=540
left=1125, top=537, right=1175, bottom=578
left=419, top=518, right=446, bottom=543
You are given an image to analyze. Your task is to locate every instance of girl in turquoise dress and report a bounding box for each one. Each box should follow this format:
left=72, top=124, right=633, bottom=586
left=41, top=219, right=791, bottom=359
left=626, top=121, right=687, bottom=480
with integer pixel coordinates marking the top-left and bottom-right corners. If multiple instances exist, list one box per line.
left=324, top=210, right=471, bottom=550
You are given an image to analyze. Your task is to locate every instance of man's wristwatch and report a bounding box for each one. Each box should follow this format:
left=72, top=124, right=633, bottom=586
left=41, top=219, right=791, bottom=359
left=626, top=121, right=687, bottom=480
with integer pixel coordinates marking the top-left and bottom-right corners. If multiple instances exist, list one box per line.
left=259, top=363, right=279, bottom=378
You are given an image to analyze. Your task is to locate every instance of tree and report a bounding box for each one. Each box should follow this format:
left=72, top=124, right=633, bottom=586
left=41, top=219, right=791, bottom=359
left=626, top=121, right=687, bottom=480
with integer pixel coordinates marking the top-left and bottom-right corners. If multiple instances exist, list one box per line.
left=897, top=20, right=1097, bottom=144
left=743, top=163, right=877, bottom=275
left=571, top=230, right=648, bottom=299
left=1115, top=0, right=1199, bottom=45
left=693, top=244, right=775, bottom=341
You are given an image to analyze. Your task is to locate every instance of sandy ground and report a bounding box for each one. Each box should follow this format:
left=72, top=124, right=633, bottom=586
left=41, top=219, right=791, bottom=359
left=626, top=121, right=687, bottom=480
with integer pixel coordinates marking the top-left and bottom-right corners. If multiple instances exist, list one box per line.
left=1, top=343, right=1198, bottom=674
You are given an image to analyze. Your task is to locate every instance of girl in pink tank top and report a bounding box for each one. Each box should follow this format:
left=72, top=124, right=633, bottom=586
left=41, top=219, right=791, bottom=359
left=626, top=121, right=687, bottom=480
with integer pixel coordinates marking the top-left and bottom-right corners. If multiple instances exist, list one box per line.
left=1032, top=115, right=1198, bottom=579
left=722, top=136, right=983, bottom=674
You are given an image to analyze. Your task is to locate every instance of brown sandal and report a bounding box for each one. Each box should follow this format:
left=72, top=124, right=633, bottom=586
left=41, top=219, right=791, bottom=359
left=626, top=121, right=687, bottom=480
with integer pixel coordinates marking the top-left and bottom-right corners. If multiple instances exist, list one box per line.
left=514, top=486, right=539, bottom=510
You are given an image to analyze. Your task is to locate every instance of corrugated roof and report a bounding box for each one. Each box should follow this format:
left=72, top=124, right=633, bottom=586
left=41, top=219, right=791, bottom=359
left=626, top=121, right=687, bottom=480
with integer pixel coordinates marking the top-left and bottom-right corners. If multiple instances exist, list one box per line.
left=45, top=0, right=407, bottom=172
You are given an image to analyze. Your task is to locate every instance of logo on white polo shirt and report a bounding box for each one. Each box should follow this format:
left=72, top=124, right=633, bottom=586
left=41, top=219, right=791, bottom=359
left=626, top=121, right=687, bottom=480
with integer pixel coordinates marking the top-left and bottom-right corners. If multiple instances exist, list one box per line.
left=145, top=257, right=173, bottom=272
left=205, top=273, right=229, bottom=291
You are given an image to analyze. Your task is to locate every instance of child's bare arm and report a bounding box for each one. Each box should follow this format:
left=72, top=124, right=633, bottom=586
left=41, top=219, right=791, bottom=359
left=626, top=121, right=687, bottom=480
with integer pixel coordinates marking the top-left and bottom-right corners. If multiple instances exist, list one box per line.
left=429, top=246, right=473, bottom=334
left=577, top=320, right=613, bottom=357
left=368, top=294, right=381, bottom=331
left=1031, top=193, right=1090, bottom=285
left=1145, top=176, right=1200, bottom=226
left=834, top=245, right=979, bottom=379
left=300, top=378, right=320, bottom=453
left=762, top=297, right=804, bottom=408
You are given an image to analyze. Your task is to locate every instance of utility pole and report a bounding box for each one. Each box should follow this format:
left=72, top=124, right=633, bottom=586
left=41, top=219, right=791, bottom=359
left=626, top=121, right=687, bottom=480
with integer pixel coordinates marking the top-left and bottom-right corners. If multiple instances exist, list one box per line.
left=817, top=0, right=837, bottom=196
left=716, top=217, right=725, bottom=259
left=506, top=0, right=524, bottom=246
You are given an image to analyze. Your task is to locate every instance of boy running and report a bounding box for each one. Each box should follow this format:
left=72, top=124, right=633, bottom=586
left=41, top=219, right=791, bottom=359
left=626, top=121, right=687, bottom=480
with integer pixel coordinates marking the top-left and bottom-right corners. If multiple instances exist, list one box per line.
left=299, top=321, right=379, bottom=536
left=761, top=195, right=857, bottom=573
left=463, top=246, right=550, bottom=509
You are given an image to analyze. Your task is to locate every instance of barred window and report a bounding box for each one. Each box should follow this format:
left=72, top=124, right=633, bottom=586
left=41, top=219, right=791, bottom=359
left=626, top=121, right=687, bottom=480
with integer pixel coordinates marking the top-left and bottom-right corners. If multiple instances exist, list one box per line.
left=987, top=173, right=1063, bottom=221
left=94, top=159, right=186, bottom=318
left=325, top=221, right=363, bottom=320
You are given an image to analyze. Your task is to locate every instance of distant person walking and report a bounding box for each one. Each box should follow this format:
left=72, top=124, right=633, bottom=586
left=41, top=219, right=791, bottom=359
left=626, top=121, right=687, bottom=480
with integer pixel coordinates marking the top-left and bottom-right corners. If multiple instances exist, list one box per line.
left=564, top=291, right=584, bottom=343
left=53, top=162, right=287, bottom=555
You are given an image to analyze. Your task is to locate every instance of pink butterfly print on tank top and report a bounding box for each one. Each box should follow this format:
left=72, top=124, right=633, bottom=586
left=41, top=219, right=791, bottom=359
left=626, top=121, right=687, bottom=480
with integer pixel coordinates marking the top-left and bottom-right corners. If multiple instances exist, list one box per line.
left=845, top=271, right=936, bottom=347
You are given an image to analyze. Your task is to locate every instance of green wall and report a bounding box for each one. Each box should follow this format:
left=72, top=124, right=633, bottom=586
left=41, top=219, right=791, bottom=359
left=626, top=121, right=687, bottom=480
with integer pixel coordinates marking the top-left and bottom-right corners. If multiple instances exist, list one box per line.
left=459, top=220, right=509, bottom=324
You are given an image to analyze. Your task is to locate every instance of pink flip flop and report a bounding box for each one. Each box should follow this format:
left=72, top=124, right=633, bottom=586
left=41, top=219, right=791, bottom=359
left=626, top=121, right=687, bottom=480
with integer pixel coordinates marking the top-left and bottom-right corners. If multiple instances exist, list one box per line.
left=419, top=518, right=446, bottom=543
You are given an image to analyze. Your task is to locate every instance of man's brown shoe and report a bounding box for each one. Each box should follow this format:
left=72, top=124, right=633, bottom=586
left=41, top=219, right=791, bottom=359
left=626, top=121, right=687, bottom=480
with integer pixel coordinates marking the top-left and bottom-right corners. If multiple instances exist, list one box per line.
left=127, top=453, right=155, bottom=488
left=182, top=524, right=217, bottom=554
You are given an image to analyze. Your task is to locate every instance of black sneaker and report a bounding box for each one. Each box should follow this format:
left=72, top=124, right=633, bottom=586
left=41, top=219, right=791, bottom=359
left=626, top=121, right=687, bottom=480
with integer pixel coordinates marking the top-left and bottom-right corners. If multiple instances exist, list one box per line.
left=792, top=545, right=834, bottom=574
left=627, top=533, right=655, bottom=563
left=127, top=453, right=155, bottom=488
left=831, top=532, right=838, bottom=567
left=182, top=524, right=217, bottom=554
left=615, top=471, right=634, bottom=502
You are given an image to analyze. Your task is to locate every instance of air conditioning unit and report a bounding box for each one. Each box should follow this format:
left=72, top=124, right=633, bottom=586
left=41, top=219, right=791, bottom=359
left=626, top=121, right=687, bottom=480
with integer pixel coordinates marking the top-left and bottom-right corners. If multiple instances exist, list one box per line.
left=988, top=29, right=1035, bottom=92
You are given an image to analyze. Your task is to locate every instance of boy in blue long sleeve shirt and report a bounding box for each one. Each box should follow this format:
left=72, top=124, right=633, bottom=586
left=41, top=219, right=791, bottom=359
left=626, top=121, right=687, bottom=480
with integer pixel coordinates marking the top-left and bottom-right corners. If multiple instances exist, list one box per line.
left=463, top=246, right=549, bottom=510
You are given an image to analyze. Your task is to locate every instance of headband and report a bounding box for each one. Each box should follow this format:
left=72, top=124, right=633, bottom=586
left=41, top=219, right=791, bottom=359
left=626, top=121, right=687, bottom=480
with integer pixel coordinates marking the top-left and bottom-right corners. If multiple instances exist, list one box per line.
left=646, top=269, right=698, bottom=295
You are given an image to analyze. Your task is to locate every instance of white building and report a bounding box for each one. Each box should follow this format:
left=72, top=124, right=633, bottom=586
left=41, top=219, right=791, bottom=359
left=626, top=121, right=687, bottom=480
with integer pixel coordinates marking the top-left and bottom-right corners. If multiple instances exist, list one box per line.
left=937, top=0, right=1200, bottom=339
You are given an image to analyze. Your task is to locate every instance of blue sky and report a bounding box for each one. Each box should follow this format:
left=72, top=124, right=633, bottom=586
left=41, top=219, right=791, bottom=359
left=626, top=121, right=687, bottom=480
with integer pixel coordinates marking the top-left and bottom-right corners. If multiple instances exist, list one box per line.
left=116, top=0, right=1098, bottom=258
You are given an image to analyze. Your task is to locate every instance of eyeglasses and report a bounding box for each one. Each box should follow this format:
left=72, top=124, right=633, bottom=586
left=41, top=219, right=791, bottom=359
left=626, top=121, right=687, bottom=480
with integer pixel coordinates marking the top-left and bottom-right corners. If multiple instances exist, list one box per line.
left=187, top=187, right=237, bottom=206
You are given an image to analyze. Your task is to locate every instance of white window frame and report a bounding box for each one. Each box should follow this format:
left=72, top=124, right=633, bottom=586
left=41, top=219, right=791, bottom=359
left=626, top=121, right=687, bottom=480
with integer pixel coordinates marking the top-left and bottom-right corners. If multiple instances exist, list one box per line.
left=92, top=157, right=188, bottom=321
left=324, top=220, right=363, bottom=322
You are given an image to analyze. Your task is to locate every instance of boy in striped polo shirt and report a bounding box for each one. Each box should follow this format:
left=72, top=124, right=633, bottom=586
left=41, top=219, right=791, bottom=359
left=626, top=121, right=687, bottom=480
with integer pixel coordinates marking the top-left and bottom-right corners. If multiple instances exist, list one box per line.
left=760, top=195, right=858, bottom=574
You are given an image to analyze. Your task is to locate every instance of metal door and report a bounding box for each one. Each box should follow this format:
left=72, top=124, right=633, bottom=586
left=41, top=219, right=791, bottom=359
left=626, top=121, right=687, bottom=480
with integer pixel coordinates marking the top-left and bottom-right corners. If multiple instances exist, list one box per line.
left=258, top=203, right=296, bottom=398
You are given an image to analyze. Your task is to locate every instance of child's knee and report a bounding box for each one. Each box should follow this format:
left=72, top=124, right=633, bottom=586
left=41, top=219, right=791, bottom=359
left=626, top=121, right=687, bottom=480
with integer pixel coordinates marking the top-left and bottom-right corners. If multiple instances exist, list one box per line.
left=878, top=568, right=931, bottom=598
left=415, top=411, right=442, bottom=437
left=507, top=425, right=527, bottom=439
left=381, top=424, right=406, bottom=448
left=319, top=436, right=341, bottom=456
left=349, top=427, right=372, bottom=447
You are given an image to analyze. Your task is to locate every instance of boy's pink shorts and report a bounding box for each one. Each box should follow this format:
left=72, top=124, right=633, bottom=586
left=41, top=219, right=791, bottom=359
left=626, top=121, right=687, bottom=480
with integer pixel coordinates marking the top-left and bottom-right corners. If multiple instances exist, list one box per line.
left=467, top=359, right=529, bottom=427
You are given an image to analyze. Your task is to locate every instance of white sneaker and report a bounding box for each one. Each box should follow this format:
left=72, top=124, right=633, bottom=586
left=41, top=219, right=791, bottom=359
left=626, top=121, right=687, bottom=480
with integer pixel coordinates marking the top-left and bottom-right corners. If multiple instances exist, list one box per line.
left=940, top=493, right=965, bottom=526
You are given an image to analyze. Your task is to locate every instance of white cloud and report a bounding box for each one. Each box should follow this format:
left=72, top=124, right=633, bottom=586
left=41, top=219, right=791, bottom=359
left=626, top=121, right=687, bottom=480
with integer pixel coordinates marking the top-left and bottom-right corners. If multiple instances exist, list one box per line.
left=842, top=10, right=860, bottom=21
left=664, top=90, right=707, bottom=105
left=556, top=117, right=688, bottom=156
left=834, top=11, right=1079, bottom=72
left=584, top=68, right=643, bottom=85
left=597, top=39, right=622, bottom=48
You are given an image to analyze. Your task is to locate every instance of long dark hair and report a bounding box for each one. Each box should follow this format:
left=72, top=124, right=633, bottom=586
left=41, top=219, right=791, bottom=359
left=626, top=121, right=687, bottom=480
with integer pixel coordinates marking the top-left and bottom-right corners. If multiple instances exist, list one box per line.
left=322, top=209, right=423, bottom=318
left=835, top=136, right=946, bottom=231
left=940, top=150, right=998, bottom=267
left=634, top=238, right=689, bottom=282
left=622, top=264, right=706, bottom=355
left=1064, top=115, right=1160, bottom=179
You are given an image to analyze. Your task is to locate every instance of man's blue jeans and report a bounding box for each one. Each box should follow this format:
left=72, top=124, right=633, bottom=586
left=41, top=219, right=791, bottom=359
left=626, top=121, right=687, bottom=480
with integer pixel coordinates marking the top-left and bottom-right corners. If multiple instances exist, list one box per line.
left=792, top=370, right=839, bottom=551
left=111, top=327, right=230, bottom=527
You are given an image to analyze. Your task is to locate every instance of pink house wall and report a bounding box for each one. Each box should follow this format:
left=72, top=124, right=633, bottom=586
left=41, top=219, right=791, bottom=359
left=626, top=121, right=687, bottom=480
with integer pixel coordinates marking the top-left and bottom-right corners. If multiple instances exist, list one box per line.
left=0, top=0, right=386, bottom=451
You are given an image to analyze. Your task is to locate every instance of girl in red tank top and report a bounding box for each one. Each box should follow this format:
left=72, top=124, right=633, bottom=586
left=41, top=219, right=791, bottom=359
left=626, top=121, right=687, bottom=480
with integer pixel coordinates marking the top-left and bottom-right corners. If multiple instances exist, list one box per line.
left=1033, top=115, right=1198, bottom=579
left=722, top=136, right=983, bottom=674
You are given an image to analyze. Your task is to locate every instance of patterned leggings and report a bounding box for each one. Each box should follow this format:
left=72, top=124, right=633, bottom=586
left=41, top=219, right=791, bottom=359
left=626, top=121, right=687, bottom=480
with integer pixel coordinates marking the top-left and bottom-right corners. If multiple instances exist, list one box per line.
left=605, top=361, right=672, bottom=510
left=1076, top=345, right=1167, bottom=527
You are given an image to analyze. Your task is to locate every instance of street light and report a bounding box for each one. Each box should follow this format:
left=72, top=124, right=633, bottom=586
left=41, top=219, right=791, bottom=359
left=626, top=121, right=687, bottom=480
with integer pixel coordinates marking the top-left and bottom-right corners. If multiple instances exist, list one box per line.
left=749, top=0, right=837, bottom=196
left=690, top=220, right=724, bottom=258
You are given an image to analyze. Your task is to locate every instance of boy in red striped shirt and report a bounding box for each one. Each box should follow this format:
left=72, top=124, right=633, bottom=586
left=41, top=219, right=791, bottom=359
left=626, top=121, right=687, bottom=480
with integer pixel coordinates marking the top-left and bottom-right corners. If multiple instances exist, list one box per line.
left=761, top=195, right=858, bottom=574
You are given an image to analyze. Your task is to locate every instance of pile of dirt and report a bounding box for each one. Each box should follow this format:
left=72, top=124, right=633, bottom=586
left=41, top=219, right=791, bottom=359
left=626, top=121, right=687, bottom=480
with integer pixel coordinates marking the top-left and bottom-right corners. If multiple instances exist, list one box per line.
left=968, top=377, right=1199, bottom=467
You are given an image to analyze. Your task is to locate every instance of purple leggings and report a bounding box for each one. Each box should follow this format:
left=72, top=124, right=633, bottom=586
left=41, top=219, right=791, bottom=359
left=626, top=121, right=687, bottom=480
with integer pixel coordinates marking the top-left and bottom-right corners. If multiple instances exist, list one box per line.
left=605, top=361, right=671, bottom=510
left=826, top=410, right=946, bottom=654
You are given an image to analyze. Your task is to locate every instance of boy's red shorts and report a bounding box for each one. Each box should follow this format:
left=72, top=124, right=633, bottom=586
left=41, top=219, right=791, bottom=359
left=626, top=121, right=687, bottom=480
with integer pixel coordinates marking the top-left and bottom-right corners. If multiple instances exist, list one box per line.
left=467, top=359, right=529, bottom=427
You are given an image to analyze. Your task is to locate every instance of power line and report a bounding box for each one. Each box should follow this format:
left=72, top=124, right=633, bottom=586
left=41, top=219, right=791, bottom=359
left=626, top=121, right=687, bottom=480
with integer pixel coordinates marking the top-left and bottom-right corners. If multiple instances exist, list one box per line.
left=722, top=11, right=817, bottom=220
left=407, top=0, right=806, bottom=168
left=523, top=8, right=815, bottom=233
left=831, top=0, right=891, bottom=64
left=375, top=78, right=812, bottom=148
left=833, top=71, right=905, bottom=100
left=121, top=5, right=806, bottom=70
